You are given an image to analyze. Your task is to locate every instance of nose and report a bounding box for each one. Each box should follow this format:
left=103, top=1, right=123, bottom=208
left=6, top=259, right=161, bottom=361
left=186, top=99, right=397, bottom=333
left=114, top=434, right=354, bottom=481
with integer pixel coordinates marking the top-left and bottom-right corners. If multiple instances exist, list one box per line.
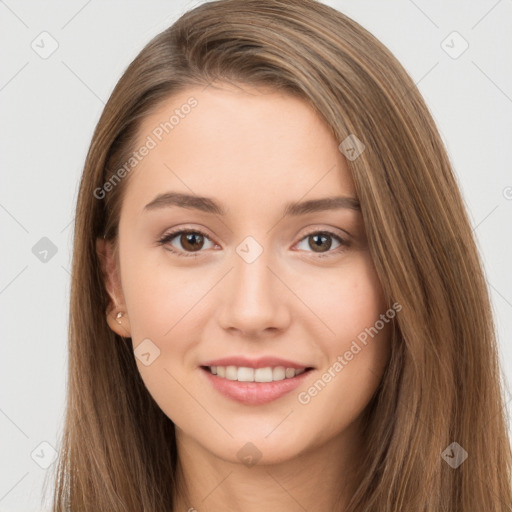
left=216, top=245, right=291, bottom=338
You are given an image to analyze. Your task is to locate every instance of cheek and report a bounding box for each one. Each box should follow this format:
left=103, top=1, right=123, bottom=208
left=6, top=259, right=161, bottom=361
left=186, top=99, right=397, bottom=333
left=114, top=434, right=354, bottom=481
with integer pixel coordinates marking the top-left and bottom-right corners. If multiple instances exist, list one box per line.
left=310, top=255, right=388, bottom=348
left=303, top=255, right=391, bottom=408
left=120, top=244, right=201, bottom=346
left=120, top=253, right=205, bottom=422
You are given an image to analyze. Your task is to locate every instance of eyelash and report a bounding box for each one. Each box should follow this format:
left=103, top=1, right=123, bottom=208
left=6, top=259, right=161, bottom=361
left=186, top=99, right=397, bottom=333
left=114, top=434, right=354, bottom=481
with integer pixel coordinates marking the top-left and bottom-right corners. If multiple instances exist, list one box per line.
left=157, top=227, right=350, bottom=259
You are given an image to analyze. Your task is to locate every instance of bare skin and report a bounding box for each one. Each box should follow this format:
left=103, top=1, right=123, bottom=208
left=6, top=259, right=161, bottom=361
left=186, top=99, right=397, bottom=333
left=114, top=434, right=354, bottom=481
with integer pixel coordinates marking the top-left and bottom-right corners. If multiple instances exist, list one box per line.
left=97, top=81, right=392, bottom=511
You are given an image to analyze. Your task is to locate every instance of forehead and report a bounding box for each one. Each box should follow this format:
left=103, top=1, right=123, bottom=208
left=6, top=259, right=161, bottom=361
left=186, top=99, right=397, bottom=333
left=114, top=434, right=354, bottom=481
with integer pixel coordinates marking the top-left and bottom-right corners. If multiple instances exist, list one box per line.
left=123, top=83, right=356, bottom=216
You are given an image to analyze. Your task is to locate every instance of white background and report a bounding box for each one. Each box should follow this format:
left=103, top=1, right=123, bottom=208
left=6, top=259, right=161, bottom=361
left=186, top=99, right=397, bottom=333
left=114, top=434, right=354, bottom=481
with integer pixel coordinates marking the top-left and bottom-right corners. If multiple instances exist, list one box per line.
left=1, top=0, right=511, bottom=510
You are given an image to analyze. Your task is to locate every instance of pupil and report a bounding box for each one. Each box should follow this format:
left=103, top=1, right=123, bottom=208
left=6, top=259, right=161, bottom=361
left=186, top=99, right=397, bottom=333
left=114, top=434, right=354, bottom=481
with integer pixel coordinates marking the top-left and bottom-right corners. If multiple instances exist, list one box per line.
left=182, top=233, right=203, bottom=251
left=311, top=233, right=331, bottom=252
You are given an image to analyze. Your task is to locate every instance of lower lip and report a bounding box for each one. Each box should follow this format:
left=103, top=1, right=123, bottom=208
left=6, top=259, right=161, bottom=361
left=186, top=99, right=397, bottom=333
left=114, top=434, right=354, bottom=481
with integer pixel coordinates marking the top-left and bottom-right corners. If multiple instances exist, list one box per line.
left=200, top=367, right=313, bottom=405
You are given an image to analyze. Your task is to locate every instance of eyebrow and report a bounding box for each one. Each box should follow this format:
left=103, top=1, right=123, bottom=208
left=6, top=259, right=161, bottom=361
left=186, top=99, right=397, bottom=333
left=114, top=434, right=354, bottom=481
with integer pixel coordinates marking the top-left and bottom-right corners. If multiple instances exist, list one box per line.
left=143, top=191, right=360, bottom=216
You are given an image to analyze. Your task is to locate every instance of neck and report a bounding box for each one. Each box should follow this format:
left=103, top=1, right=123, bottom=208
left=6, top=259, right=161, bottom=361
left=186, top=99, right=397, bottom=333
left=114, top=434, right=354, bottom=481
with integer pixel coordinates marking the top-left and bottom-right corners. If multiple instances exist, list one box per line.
left=172, top=420, right=364, bottom=512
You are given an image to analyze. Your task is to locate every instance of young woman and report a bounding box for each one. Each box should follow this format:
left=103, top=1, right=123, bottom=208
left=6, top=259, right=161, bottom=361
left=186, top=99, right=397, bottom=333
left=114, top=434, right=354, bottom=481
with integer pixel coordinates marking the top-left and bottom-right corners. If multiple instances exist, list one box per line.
left=47, top=0, right=512, bottom=510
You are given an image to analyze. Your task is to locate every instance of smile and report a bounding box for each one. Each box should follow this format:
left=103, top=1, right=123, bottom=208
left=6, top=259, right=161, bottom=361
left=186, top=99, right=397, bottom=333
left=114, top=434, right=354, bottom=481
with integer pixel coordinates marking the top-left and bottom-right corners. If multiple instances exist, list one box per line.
left=205, top=365, right=308, bottom=382
left=200, top=365, right=314, bottom=405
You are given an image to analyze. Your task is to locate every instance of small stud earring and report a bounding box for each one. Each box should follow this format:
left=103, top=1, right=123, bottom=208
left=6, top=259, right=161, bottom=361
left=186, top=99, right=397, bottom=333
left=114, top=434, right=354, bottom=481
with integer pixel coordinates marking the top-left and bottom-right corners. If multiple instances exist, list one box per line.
left=116, top=311, right=124, bottom=324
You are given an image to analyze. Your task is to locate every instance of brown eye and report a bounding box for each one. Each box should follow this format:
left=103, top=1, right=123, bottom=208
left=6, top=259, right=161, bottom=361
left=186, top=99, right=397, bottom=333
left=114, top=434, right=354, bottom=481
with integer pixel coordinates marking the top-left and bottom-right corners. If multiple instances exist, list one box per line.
left=308, top=233, right=333, bottom=252
left=180, top=232, right=205, bottom=252
left=295, top=230, right=348, bottom=258
left=158, top=229, right=215, bottom=258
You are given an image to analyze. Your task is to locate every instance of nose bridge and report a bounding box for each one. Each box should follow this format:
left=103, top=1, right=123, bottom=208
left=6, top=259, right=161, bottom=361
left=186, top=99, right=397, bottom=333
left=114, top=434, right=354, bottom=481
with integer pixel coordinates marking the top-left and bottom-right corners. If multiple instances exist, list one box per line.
left=232, top=237, right=278, bottom=306
left=234, top=240, right=274, bottom=298
left=217, top=235, right=290, bottom=334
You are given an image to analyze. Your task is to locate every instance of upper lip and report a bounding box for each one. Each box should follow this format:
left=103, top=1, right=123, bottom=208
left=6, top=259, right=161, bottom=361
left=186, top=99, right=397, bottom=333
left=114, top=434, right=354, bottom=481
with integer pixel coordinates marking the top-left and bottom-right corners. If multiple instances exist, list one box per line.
left=201, top=356, right=314, bottom=370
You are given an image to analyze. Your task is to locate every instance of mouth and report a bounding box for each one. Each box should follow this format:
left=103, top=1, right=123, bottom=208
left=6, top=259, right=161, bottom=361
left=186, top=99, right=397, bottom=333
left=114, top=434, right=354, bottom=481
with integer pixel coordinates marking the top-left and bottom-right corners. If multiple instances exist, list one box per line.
left=200, top=365, right=315, bottom=405
left=201, top=365, right=314, bottom=382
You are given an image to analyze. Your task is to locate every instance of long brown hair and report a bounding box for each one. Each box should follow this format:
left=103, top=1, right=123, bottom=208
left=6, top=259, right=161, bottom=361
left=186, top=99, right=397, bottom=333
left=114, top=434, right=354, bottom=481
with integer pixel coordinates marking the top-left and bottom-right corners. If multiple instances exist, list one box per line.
left=46, top=0, right=512, bottom=510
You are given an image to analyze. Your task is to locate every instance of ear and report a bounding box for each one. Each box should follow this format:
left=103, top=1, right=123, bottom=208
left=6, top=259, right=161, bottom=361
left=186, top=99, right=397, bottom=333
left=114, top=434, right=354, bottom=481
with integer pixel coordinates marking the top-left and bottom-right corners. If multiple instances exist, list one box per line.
left=96, top=237, right=132, bottom=338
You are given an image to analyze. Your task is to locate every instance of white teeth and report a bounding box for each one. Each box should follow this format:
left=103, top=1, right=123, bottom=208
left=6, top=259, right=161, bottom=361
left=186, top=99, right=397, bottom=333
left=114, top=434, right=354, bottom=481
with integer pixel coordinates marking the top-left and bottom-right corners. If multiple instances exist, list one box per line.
left=208, top=365, right=307, bottom=382
left=237, top=367, right=254, bottom=382
left=254, top=367, right=273, bottom=382
left=272, top=366, right=286, bottom=381
left=285, top=367, right=296, bottom=379
left=226, top=365, right=238, bottom=380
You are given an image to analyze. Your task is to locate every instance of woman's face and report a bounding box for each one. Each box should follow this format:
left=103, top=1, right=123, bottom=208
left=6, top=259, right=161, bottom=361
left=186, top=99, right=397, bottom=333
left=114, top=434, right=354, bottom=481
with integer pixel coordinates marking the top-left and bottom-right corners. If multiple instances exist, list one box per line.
left=99, top=82, right=392, bottom=465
